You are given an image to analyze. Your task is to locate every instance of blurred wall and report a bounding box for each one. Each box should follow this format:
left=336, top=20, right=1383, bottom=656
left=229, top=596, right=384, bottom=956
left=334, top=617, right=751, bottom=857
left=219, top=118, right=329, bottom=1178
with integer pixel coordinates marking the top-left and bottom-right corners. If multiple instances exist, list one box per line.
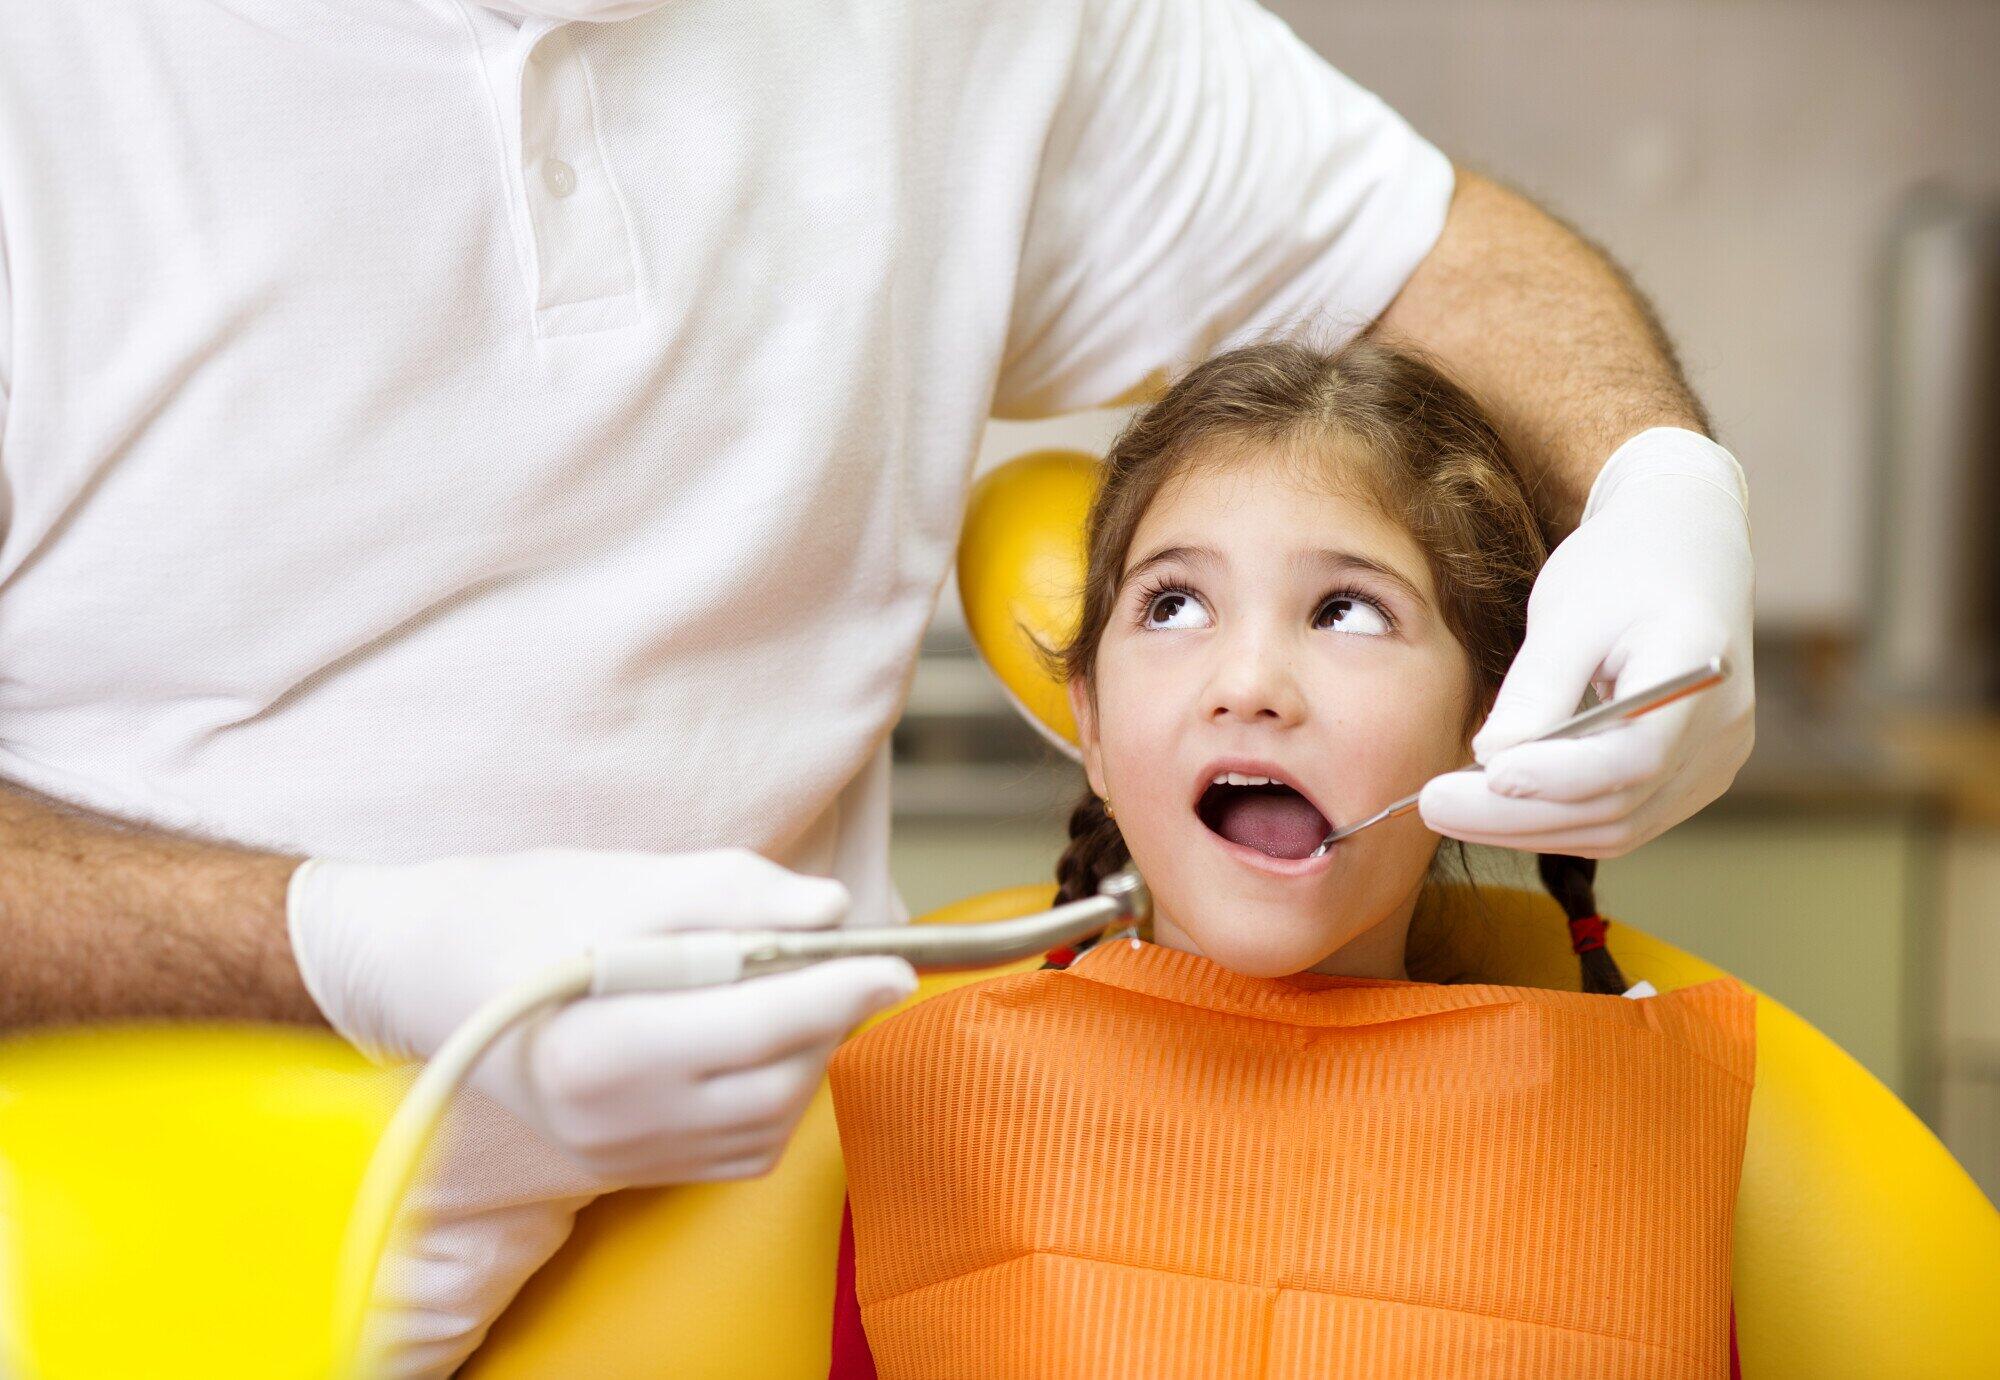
left=1279, top=0, right=2000, bottom=627
left=972, top=0, right=2000, bottom=629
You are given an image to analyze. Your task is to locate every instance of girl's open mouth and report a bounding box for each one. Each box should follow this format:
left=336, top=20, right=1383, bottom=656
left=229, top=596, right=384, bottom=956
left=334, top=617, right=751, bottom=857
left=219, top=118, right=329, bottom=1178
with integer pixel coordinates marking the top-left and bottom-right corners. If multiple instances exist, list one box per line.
left=1194, top=772, right=1333, bottom=862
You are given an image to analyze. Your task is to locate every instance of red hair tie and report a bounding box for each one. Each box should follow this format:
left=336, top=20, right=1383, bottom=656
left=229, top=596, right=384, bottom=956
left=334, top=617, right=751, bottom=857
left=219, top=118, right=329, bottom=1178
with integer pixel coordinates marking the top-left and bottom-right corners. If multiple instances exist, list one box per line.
left=1567, top=914, right=1610, bottom=955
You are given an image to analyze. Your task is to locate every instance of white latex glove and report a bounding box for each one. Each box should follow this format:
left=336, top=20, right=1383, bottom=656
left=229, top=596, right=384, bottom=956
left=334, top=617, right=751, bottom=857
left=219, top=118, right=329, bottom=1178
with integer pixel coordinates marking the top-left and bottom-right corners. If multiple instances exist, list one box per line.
left=358, top=1090, right=602, bottom=1377
left=1419, top=427, right=1755, bottom=857
left=288, top=846, right=918, bottom=1375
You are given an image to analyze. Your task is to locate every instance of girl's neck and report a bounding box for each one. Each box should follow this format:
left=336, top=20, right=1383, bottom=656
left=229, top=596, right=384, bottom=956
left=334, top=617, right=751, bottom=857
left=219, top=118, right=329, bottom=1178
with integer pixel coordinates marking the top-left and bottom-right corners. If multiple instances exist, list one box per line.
left=1303, top=914, right=1411, bottom=980
left=1146, top=888, right=1418, bottom=982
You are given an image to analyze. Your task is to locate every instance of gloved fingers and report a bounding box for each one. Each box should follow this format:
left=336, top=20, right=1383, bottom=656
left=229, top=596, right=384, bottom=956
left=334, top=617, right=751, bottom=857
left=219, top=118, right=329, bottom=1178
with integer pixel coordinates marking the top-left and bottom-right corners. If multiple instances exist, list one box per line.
left=1468, top=606, right=1745, bottom=806
left=584, top=1056, right=824, bottom=1168
left=563, top=1046, right=835, bottom=1180
left=1418, top=770, right=1663, bottom=852
left=675, top=955, right=918, bottom=1072
left=684, top=1151, right=794, bottom=1184
left=560, top=1042, right=831, bottom=1163
left=1435, top=814, right=1674, bottom=859
left=1420, top=772, right=1679, bottom=857
left=523, top=958, right=908, bottom=1176
left=514, top=1044, right=783, bottom=1181
left=1479, top=714, right=1683, bottom=803
left=691, top=1042, right=835, bottom=1129
left=580, top=1115, right=802, bottom=1185
left=371, top=1197, right=587, bottom=1304
left=365, top=1191, right=594, bottom=1377
left=1468, top=611, right=1607, bottom=764
left=1423, top=825, right=1647, bottom=860
left=530, top=954, right=913, bottom=1103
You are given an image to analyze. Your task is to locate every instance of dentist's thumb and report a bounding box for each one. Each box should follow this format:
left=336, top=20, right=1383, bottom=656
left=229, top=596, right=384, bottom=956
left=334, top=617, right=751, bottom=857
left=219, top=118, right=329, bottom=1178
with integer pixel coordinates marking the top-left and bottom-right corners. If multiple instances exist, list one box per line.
left=1470, top=620, right=1605, bottom=766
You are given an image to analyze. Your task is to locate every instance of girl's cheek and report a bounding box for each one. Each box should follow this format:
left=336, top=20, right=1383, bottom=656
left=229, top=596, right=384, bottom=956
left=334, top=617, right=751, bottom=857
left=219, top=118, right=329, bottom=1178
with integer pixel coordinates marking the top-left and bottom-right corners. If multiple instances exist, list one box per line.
left=1354, top=648, right=1473, bottom=749
left=1323, top=680, right=1468, bottom=802
left=1325, top=678, right=1421, bottom=752
left=1102, top=693, right=1181, bottom=801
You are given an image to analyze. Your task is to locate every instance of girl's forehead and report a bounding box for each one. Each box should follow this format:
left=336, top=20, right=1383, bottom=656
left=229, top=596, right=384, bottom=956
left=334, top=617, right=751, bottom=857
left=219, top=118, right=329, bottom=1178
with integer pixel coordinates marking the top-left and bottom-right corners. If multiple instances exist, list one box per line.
left=1129, top=452, right=1431, bottom=582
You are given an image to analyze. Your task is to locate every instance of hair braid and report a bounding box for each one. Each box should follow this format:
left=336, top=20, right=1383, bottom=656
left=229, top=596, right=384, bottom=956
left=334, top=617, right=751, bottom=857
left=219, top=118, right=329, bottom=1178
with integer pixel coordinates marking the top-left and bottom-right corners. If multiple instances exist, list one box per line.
left=1537, top=853, right=1629, bottom=995
left=1053, top=793, right=1129, bottom=906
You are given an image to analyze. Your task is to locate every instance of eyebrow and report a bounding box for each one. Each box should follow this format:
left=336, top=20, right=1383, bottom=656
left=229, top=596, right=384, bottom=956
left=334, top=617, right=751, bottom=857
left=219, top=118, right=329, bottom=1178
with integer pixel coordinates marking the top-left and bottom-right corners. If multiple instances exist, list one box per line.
left=1295, top=548, right=1428, bottom=606
left=1120, top=544, right=1218, bottom=589
left=1121, top=543, right=1429, bottom=607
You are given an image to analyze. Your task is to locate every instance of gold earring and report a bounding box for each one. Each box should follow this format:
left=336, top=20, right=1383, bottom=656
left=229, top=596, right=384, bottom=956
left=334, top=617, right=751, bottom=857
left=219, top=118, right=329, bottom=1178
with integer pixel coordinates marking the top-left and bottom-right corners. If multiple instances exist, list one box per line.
left=1102, top=797, right=1116, bottom=819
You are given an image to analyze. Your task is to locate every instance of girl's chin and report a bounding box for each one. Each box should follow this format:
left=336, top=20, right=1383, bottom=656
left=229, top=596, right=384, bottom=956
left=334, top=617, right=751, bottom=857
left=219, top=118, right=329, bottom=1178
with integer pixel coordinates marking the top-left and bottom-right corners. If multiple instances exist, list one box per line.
left=1166, top=917, right=1359, bottom=980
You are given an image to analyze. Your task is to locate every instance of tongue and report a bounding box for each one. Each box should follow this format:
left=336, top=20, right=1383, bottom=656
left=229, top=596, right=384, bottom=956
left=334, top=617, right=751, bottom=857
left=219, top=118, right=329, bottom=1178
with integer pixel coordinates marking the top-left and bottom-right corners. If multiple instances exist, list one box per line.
left=1211, top=787, right=1329, bottom=860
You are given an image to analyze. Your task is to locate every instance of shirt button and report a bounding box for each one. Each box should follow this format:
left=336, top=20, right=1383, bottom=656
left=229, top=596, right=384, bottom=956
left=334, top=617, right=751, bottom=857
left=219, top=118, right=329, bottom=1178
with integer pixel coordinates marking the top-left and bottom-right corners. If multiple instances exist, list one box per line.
left=542, top=158, right=578, bottom=198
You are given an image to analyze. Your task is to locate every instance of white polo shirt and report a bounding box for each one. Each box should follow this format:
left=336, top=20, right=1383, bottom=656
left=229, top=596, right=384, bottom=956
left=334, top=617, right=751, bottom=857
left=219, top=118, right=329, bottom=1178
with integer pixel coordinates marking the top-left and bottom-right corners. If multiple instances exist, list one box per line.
left=0, top=0, right=1451, bottom=925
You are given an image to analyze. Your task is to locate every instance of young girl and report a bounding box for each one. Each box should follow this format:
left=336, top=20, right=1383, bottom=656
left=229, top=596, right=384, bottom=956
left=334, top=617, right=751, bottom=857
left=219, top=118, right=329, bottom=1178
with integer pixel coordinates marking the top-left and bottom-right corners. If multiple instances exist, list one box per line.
left=828, top=337, right=1752, bottom=1379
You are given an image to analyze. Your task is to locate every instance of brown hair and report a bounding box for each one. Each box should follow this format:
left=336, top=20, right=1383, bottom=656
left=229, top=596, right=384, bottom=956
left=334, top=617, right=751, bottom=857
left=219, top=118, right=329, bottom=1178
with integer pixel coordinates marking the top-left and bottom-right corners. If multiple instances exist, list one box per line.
left=1050, top=333, right=1628, bottom=995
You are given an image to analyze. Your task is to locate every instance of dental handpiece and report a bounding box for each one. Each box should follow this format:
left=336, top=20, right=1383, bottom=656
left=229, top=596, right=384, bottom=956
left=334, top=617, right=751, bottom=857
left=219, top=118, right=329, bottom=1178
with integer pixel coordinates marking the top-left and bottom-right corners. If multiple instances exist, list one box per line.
left=1310, top=656, right=1732, bottom=856
left=591, top=866, right=1151, bottom=994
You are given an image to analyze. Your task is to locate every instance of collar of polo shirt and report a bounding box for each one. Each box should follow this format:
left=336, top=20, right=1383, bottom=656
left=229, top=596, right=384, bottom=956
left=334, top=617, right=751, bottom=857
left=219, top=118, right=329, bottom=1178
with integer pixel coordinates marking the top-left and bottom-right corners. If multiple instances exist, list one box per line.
left=477, top=1, right=672, bottom=21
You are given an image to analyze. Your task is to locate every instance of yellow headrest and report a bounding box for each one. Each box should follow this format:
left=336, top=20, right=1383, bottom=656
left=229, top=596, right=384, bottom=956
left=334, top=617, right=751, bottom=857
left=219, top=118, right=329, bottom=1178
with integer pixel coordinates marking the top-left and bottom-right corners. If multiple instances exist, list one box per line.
left=0, top=1023, right=405, bottom=1378
left=956, top=451, right=1101, bottom=758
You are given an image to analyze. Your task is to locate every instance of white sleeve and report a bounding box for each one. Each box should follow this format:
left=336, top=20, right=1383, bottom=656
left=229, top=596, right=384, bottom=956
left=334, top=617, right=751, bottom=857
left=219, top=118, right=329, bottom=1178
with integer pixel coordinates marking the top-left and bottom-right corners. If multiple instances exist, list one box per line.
left=0, top=211, right=10, bottom=441
left=992, top=0, right=1455, bottom=420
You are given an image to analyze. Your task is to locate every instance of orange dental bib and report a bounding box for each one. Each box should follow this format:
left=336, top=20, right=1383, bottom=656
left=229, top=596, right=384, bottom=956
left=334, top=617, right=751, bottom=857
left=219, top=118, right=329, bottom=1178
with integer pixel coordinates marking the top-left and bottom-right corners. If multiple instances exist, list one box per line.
left=828, top=939, right=1753, bottom=1379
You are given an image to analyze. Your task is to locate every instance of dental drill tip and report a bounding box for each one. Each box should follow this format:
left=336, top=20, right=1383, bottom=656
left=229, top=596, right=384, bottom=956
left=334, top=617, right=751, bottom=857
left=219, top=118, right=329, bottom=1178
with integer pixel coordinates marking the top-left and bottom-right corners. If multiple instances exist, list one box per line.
left=1098, top=867, right=1151, bottom=924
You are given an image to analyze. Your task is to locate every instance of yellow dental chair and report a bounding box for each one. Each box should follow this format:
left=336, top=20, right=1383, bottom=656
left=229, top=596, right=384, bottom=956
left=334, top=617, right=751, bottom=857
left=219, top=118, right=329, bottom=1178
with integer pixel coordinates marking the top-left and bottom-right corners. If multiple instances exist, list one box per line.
left=1, top=452, right=1997, bottom=1379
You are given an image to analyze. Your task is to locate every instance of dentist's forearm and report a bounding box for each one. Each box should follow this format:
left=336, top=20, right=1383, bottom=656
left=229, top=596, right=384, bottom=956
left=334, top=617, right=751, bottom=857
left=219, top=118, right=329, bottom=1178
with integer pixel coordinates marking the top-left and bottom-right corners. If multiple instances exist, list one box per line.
left=1373, top=166, right=1709, bottom=533
left=0, top=781, right=315, bottom=1027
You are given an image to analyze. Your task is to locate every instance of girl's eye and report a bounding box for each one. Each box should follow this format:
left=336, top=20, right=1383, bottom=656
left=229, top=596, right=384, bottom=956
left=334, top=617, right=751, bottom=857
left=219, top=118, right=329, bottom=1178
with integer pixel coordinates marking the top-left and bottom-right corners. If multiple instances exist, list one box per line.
left=1315, top=595, right=1391, bottom=636
left=1143, top=588, right=1213, bottom=630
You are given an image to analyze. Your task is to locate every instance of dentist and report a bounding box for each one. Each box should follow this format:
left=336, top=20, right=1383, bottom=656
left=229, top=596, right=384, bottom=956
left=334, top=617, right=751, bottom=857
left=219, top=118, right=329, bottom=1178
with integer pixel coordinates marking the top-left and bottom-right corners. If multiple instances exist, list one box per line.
left=0, top=0, right=1751, bottom=1371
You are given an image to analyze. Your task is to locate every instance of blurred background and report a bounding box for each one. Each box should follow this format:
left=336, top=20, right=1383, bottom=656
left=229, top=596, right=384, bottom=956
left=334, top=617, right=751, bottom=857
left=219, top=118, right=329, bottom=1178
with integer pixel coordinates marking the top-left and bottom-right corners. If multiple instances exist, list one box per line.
left=887, top=0, right=2000, bottom=1200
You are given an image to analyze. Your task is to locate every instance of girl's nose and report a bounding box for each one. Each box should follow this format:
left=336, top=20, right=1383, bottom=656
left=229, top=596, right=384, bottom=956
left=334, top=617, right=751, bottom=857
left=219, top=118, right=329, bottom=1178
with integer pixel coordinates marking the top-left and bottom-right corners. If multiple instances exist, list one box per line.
left=1204, top=630, right=1306, bottom=727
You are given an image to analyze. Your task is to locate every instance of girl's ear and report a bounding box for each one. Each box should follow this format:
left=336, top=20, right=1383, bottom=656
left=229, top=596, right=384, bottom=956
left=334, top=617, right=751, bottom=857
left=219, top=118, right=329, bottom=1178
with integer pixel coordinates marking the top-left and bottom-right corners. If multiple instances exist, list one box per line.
left=1067, top=677, right=1110, bottom=799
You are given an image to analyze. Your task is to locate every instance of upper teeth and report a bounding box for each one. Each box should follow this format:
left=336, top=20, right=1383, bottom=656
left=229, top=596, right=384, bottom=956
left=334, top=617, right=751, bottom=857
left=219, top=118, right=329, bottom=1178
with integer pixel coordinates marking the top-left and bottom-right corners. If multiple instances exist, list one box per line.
left=1214, top=772, right=1277, bottom=786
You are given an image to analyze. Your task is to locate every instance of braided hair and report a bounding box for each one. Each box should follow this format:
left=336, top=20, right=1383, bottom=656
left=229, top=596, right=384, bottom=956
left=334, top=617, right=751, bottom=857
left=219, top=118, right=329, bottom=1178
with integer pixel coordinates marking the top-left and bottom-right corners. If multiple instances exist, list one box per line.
left=1043, top=333, right=1630, bottom=994
left=1539, top=853, right=1629, bottom=995
left=1054, top=794, right=1129, bottom=906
